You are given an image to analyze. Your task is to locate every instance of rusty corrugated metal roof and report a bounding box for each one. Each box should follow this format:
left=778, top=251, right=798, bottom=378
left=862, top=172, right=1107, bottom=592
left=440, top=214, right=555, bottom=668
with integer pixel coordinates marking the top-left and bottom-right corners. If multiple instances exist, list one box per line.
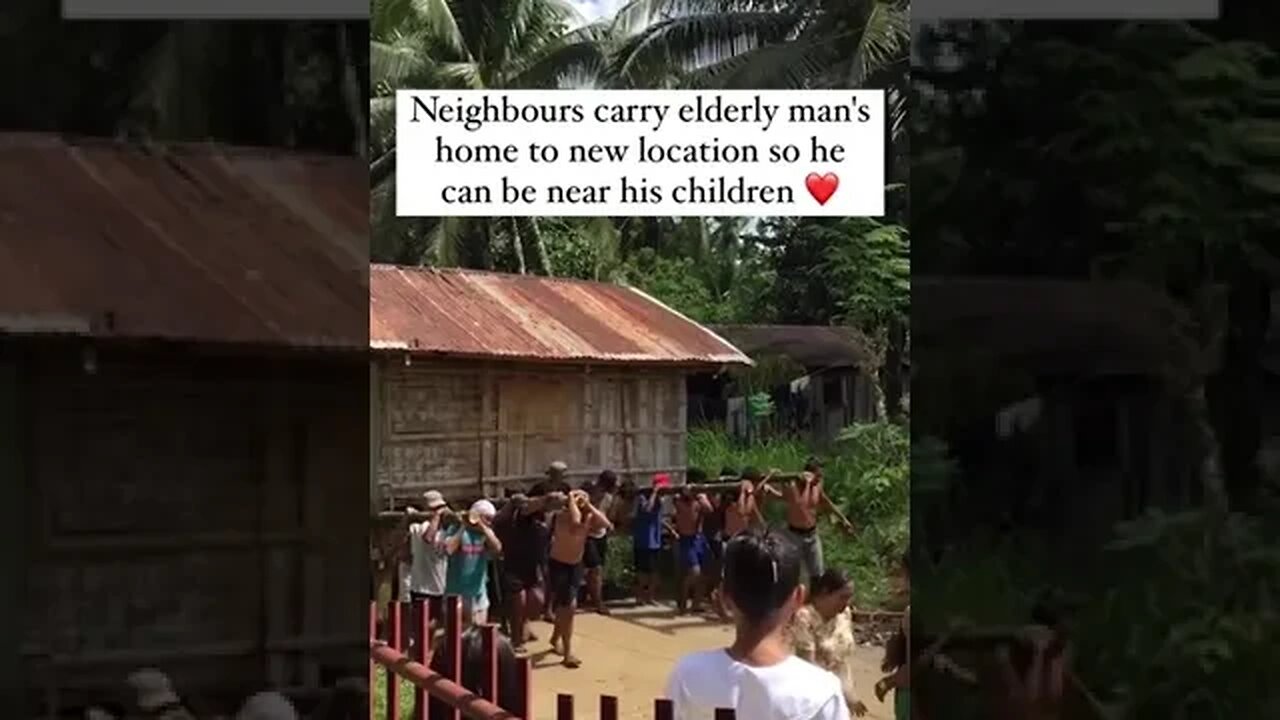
left=370, top=265, right=751, bottom=367
left=0, top=133, right=367, bottom=349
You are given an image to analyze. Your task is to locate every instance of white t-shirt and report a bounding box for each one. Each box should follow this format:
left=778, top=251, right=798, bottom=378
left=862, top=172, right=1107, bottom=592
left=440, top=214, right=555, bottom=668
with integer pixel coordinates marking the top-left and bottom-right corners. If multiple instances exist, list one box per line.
left=665, top=649, right=849, bottom=720
left=407, top=522, right=447, bottom=595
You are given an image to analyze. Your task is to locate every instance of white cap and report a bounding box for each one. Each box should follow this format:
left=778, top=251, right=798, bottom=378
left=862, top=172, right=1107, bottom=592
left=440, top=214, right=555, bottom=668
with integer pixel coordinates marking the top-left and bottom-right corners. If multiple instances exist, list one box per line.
left=470, top=499, right=497, bottom=520
left=236, top=691, right=298, bottom=720
left=126, top=668, right=179, bottom=711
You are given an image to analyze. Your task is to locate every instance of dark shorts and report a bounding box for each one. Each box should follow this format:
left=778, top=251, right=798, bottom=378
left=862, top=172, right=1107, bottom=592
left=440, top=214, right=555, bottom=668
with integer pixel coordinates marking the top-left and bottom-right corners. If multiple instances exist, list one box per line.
left=502, top=563, right=541, bottom=593
left=703, top=536, right=724, bottom=581
left=547, top=559, right=584, bottom=608
left=583, top=536, right=609, bottom=569
left=633, top=545, right=659, bottom=574
left=678, top=534, right=706, bottom=571
left=409, top=592, right=445, bottom=626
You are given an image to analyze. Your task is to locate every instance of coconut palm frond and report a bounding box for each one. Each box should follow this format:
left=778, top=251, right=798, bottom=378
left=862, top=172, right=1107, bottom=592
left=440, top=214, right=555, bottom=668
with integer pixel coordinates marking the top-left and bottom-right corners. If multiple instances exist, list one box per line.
left=679, top=28, right=849, bottom=88
left=845, top=0, right=909, bottom=85
left=505, top=39, right=610, bottom=88
left=609, top=11, right=801, bottom=86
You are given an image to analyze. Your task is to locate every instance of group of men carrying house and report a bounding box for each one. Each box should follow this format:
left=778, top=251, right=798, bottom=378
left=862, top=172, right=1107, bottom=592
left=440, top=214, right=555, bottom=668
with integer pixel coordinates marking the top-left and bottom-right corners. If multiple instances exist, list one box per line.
left=394, top=458, right=853, bottom=669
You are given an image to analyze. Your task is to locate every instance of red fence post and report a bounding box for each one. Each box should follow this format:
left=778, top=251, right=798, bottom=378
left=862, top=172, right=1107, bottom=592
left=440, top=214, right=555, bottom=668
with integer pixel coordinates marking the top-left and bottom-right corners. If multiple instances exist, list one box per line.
left=556, top=693, right=574, bottom=720
left=445, top=596, right=463, bottom=720
left=369, top=601, right=378, bottom=720
left=654, top=698, right=674, bottom=720
left=387, top=601, right=403, bottom=720
left=600, top=695, right=619, bottom=720
left=414, top=598, right=429, bottom=720
left=515, top=656, right=533, bottom=720
left=480, top=624, right=499, bottom=702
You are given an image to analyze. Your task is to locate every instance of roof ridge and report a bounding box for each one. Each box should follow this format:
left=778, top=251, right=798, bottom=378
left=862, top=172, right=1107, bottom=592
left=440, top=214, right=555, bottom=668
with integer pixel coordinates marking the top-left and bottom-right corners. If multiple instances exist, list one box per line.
left=370, top=263, right=641, bottom=291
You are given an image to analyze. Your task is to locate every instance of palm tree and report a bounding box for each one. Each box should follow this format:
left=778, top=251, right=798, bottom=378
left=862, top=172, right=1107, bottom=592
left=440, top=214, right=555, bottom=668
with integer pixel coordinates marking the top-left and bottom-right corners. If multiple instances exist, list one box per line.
left=369, top=0, right=911, bottom=272
left=369, top=0, right=612, bottom=271
left=608, top=0, right=908, bottom=130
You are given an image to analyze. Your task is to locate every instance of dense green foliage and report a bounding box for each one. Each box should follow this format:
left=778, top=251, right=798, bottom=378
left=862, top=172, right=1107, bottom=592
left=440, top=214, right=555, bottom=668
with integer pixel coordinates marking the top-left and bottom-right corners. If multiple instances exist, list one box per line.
left=1, top=11, right=365, bottom=152
left=689, top=424, right=909, bottom=606
left=913, top=17, right=1280, bottom=719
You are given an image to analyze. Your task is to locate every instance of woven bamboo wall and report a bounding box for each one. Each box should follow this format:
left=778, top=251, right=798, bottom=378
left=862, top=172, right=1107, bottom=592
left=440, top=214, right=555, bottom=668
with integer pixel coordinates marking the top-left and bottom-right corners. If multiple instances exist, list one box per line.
left=373, top=360, right=689, bottom=505
left=16, top=346, right=367, bottom=714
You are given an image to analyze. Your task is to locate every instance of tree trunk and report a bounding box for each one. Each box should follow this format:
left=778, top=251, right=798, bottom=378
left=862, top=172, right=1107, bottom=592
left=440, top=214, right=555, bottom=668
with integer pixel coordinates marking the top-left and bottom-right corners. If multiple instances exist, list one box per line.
left=507, top=217, right=527, bottom=274
left=520, top=218, right=553, bottom=276
left=370, top=149, right=395, bottom=187
left=337, top=23, right=367, bottom=159
left=1206, top=269, right=1270, bottom=511
left=881, top=318, right=907, bottom=423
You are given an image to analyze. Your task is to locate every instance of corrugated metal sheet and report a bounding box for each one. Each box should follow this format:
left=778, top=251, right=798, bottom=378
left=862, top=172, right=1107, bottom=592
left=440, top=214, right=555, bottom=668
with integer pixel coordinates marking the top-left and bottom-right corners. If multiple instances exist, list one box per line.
left=712, top=324, right=875, bottom=368
left=370, top=264, right=751, bottom=367
left=0, top=133, right=367, bottom=349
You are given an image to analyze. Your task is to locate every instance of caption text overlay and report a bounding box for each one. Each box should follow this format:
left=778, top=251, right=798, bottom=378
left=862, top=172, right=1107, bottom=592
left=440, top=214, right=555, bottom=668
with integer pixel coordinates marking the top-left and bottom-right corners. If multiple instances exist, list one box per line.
left=396, top=90, right=886, bottom=218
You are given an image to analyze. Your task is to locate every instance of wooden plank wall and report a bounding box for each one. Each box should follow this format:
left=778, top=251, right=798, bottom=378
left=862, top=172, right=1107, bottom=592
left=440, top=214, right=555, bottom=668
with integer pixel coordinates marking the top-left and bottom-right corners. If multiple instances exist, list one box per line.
left=19, top=347, right=367, bottom=714
left=375, top=361, right=689, bottom=503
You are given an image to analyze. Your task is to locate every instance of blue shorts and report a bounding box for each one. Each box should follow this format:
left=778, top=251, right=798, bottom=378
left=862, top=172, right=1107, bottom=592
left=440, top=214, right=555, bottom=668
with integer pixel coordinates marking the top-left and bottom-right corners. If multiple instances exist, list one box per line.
left=678, top=534, right=706, bottom=571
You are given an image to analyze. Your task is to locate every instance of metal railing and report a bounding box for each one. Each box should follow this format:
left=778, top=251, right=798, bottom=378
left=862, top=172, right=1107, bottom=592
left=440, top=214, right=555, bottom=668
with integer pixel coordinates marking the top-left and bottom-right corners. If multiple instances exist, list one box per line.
left=369, top=597, right=737, bottom=720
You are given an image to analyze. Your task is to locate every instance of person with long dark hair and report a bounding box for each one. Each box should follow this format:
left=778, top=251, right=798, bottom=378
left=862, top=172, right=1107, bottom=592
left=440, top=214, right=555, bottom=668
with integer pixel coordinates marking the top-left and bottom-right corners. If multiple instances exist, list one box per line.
left=665, top=529, right=850, bottom=720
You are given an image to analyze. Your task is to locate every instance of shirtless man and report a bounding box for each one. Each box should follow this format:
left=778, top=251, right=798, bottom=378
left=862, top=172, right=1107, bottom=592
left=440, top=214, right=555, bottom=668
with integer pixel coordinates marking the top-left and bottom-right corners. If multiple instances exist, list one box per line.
left=546, top=488, right=612, bottom=668
left=672, top=486, right=714, bottom=614
left=777, top=459, right=853, bottom=580
left=582, top=470, right=619, bottom=615
left=531, top=461, right=572, bottom=622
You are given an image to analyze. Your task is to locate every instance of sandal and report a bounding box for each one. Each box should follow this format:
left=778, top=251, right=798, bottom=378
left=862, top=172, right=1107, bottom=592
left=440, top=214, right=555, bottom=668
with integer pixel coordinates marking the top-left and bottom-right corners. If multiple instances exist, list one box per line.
left=562, top=655, right=582, bottom=669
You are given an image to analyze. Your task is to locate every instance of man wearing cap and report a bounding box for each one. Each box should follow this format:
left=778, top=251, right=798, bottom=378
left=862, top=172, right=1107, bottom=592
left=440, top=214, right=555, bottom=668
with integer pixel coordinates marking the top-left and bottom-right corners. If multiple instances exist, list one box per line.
left=444, top=499, right=502, bottom=625
left=631, top=474, right=669, bottom=605
left=408, top=490, right=452, bottom=643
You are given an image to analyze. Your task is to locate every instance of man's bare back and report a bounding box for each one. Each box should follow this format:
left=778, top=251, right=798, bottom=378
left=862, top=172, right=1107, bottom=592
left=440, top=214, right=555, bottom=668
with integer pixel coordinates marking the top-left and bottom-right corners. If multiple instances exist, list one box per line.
left=783, top=472, right=823, bottom=530
left=723, top=481, right=757, bottom=537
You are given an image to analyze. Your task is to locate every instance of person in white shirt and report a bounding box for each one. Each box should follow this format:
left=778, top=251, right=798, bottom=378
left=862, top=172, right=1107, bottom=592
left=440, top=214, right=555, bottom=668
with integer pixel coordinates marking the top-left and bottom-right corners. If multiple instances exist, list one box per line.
left=665, top=529, right=850, bottom=720
left=407, top=490, right=452, bottom=645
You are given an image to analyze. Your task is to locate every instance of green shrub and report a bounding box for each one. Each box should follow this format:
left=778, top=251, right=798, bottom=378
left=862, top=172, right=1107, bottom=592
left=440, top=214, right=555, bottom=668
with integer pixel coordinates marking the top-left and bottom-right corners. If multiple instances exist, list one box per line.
left=688, top=423, right=909, bottom=607
left=916, top=506, right=1280, bottom=719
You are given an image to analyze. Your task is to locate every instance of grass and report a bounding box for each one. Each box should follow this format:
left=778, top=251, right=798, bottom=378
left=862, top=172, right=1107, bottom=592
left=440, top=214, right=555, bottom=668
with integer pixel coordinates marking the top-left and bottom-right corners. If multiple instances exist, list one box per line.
left=371, top=671, right=419, bottom=719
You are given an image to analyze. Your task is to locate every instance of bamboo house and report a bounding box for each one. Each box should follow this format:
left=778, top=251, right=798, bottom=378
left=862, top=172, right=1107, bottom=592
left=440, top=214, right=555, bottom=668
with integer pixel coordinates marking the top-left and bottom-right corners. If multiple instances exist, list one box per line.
left=368, top=265, right=753, bottom=507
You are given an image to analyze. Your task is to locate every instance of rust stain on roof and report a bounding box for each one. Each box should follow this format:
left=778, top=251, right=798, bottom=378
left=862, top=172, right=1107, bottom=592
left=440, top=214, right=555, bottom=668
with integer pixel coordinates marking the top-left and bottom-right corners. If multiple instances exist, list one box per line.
left=0, top=133, right=367, bottom=349
left=370, top=265, right=751, bottom=367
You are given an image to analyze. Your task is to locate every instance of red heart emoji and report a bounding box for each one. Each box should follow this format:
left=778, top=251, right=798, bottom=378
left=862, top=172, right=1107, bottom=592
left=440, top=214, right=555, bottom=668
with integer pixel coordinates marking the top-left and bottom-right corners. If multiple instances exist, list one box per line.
left=805, top=172, right=839, bottom=205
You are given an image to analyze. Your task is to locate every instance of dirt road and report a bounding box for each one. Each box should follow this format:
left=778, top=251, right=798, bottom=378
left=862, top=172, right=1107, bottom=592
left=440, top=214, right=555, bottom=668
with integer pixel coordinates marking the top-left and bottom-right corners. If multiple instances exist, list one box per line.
left=524, top=604, right=891, bottom=720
